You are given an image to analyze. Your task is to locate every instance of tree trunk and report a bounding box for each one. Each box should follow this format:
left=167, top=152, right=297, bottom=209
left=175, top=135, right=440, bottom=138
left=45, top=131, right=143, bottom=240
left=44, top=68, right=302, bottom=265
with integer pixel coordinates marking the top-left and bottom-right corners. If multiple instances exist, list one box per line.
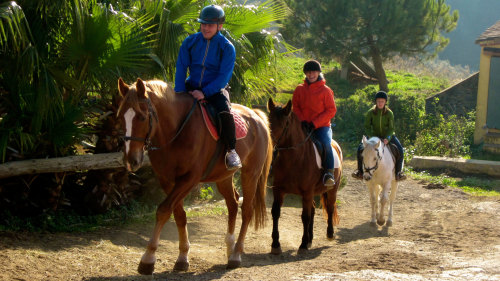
left=368, top=36, right=389, bottom=92
left=340, top=61, right=349, bottom=80
left=0, top=152, right=151, bottom=179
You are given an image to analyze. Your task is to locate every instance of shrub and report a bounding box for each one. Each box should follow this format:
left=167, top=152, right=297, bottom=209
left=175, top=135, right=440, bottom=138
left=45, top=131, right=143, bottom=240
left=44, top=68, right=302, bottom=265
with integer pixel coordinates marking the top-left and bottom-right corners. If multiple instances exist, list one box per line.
left=409, top=112, right=475, bottom=158
left=389, top=91, right=426, bottom=144
left=334, top=85, right=427, bottom=149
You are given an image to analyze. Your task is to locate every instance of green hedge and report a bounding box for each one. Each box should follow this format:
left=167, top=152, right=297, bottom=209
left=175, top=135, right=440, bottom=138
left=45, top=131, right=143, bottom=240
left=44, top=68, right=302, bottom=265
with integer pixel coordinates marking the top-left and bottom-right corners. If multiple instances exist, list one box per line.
left=333, top=86, right=426, bottom=150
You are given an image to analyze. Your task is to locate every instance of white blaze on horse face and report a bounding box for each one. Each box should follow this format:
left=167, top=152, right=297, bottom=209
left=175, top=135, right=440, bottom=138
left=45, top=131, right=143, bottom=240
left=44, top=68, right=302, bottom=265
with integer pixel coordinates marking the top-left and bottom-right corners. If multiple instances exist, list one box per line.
left=124, top=108, right=136, bottom=154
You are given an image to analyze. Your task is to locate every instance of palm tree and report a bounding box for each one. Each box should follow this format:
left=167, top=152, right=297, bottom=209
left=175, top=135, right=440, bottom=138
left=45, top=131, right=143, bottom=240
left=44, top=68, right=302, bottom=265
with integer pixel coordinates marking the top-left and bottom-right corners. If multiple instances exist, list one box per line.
left=0, top=0, right=290, bottom=213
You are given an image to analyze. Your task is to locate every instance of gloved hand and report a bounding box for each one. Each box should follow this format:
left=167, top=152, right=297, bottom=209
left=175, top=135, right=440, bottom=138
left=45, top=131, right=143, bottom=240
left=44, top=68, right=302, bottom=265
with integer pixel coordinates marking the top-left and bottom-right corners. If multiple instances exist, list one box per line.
left=301, top=121, right=315, bottom=132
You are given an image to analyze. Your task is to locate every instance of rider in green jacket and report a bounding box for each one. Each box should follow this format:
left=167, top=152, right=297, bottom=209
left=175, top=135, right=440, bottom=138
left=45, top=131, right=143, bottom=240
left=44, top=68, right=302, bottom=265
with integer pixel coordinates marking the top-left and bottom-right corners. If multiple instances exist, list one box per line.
left=352, top=91, right=406, bottom=181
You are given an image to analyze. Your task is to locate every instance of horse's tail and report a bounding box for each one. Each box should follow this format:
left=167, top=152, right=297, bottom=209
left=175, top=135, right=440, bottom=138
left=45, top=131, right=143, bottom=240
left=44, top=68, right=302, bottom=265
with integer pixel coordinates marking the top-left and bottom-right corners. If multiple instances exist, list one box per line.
left=252, top=109, right=273, bottom=230
left=320, top=191, right=340, bottom=226
left=320, top=140, right=343, bottom=225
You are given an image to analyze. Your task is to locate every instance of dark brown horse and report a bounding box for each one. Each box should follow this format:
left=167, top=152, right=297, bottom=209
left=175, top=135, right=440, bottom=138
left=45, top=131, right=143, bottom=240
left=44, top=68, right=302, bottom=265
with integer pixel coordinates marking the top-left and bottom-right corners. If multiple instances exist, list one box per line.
left=267, top=98, right=342, bottom=254
left=117, top=78, right=272, bottom=274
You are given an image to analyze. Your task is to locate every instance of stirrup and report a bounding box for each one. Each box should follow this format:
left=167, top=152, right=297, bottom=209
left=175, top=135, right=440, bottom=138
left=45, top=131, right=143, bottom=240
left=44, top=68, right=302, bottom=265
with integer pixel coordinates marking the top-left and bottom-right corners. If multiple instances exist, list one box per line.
left=225, top=149, right=242, bottom=171
left=323, top=173, right=335, bottom=188
left=351, top=171, right=363, bottom=180
left=396, top=172, right=407, bottom=181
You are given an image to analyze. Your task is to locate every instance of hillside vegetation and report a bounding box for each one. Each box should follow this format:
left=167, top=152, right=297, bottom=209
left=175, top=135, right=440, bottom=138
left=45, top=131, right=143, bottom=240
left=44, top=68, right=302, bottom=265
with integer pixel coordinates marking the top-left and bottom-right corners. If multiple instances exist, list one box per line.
left=272, top=56, right=475, bottom=159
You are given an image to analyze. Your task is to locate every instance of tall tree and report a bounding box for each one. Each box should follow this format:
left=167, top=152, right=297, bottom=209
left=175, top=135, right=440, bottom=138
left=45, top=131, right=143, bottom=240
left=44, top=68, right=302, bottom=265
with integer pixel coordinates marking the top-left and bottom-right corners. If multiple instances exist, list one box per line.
left=281, top=0, right=458, bottom=92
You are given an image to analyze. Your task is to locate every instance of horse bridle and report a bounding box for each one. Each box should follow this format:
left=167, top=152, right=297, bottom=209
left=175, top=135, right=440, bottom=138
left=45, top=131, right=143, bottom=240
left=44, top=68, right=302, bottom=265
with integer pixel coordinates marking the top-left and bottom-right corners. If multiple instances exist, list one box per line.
left=122, top=98, right=159, bottom=151
left=363, top=146, right=384, bottom=177
left=121, top=97, right=197, bottom=151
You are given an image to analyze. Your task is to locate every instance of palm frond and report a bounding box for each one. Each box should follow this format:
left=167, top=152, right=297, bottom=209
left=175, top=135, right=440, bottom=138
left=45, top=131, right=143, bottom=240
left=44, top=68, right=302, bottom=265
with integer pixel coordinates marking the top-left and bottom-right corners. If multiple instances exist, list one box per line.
left=0, top=1, right=34, bottom=53
left=224, top=0, right=288, bottom=37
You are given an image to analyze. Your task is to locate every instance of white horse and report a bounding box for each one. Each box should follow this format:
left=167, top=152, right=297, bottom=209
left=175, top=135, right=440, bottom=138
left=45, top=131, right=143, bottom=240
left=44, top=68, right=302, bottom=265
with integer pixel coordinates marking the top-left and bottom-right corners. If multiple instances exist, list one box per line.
left=361, top=136, right=398, bottom=227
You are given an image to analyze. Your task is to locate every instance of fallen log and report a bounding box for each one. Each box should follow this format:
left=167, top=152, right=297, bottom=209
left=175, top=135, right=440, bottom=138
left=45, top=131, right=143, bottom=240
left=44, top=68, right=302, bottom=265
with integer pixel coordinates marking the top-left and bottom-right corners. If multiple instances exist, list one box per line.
left=0, top=152, right=151, bottom=179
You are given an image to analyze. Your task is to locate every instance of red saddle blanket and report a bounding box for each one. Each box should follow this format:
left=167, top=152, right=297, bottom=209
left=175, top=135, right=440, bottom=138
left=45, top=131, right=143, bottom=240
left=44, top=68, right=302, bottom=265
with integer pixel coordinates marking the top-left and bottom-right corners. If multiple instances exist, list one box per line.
left=200, top=104, right=248, bottom=140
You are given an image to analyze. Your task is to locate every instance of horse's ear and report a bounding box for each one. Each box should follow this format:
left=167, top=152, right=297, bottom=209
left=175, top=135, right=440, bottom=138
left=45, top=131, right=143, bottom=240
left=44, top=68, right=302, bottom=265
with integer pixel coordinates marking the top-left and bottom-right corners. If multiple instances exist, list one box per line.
left=362, top=135, right=368, bottom=146
left=283, top=100, right=292, bottom=116
left=136, top=78, right=146, bottom=99
left=118, top=78, right=129, bottom=97
left=375, top=139, right=381, bottom=149
left=267, top=98, right=275, bottom=112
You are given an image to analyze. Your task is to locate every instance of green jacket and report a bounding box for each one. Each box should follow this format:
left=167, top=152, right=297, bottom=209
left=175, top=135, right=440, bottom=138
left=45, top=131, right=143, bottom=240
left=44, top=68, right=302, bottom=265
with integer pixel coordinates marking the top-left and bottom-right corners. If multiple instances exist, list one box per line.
left=364, top=105, right=394, bottom=141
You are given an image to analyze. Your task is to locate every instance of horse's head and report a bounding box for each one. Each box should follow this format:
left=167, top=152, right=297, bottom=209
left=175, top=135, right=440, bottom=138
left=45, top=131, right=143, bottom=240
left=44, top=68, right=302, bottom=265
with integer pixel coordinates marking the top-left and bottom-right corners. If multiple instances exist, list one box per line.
left=267, top=98, right=293, bottom=145
left=117, top=78, right=158, bottom=172
left=361, top=136, right=382, bottom=181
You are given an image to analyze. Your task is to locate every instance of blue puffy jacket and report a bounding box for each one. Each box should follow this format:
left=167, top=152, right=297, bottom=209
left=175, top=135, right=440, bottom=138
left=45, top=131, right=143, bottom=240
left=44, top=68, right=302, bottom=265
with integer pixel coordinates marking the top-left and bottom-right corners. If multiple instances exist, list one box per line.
left=174, top=32, right=236, bottom=97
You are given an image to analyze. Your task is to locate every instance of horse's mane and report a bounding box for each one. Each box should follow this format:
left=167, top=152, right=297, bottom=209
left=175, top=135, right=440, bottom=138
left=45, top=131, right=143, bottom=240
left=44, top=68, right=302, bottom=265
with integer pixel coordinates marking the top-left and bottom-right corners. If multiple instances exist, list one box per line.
left=272, top=106, right=307, bottom=142
left=144, top=80, right=174, bottom=100
left=289, top=112, right=306, bottom=138
left=117, top=80, right=174, bottom=117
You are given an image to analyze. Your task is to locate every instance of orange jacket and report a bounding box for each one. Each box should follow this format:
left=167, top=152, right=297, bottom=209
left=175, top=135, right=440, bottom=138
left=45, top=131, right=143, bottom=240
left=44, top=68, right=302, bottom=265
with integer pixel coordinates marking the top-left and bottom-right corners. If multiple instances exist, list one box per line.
left=292, top=79, right=337, bottom=128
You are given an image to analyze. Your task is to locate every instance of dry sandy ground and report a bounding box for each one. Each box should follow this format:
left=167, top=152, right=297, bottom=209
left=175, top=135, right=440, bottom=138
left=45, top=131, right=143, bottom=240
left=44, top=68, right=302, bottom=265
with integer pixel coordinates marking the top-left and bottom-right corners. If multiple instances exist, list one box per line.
left=0, top=160, right=499, bottom=281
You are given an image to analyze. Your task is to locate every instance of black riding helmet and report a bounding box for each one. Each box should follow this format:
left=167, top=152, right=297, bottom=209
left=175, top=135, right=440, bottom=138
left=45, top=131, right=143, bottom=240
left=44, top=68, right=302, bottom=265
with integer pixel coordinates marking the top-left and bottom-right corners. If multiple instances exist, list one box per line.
left=374, top=91, right=388, bottom=101
left=303, top=60, right=322, bottom=73
left=197, top=5, right=225, bottom=24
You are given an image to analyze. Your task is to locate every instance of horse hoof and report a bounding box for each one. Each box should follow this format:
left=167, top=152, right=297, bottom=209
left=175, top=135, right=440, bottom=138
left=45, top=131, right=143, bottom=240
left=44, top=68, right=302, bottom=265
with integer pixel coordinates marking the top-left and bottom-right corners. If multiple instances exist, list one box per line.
left=377, top=219, right=385, bottom=226
left=386, top=220, right=393, bottom=227
left=369, top=221, right=377, bottom=228
left=138, top=261, right=155, bottom=275
left=271, top=247, right=282, bottom=255
left=327, top=228, right=334, bottom=239
left=173, top=261, right=189, bottom=271
left=227, top=260, right=241, bottom=269
left=327, top=234, right=335, bottom=240
left=297, top=248, right=308, bottom=255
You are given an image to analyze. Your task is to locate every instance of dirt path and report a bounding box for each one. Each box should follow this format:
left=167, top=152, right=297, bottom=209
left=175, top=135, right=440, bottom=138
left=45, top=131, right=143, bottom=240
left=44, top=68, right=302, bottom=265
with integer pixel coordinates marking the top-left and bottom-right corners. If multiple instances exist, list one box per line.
left=1, top=160, right=499, bottom=281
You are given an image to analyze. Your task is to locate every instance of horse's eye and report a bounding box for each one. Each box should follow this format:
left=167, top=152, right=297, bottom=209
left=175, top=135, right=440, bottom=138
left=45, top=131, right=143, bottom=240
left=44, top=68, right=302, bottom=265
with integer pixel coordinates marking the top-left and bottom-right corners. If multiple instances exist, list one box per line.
left=374, top=157, right=377, bottom=161
left=137, top=115, right=146, bottom=122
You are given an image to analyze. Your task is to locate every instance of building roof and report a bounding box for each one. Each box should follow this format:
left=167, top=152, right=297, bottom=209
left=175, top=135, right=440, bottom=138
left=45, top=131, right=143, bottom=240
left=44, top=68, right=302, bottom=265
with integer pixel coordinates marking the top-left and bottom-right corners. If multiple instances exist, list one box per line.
left=476, top=20, right=500, bottom=45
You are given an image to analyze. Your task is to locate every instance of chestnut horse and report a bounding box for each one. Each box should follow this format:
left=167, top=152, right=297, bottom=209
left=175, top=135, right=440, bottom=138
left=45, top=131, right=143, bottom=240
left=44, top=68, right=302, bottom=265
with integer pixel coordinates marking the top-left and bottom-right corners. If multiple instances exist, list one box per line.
left=117, top=78, right=272, bottom=274
left=267, top=98, right=342, bottom=254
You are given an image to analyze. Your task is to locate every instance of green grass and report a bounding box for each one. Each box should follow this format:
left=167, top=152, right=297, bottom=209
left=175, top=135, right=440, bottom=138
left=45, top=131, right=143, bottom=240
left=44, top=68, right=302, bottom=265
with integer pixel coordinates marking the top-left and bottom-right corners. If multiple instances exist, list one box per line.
left=271, top=56, right=342, bottom=105
left=386, top=71, right=448, bottom=95
left=185, top=203, right=228, bottom=217
left=408, top=168, right=500, bottom=196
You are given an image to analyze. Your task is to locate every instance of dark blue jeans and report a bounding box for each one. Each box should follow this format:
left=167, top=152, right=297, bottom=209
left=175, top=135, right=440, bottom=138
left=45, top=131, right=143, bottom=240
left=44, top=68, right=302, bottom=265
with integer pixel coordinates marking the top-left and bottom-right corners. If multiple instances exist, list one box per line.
left=314, top=126, right=334, bottom=170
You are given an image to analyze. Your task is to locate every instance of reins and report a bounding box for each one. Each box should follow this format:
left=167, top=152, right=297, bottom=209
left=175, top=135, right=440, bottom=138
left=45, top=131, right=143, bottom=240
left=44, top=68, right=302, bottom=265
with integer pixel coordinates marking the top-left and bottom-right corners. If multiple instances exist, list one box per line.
left=169, top=99, right=197, bottom=144
left=271, top=116, right=314, bottom=165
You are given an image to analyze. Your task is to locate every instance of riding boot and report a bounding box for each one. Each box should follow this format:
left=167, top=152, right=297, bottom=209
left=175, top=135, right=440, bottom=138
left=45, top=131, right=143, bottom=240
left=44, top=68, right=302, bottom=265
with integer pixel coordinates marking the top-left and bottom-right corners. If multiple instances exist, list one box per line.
left=218, top=111, right=242, bottom=170
left=323, top=169, right=335, bottom=189
left=351, top=147, right=364, bottom=180
left=395, top=156, right=407, bottom=181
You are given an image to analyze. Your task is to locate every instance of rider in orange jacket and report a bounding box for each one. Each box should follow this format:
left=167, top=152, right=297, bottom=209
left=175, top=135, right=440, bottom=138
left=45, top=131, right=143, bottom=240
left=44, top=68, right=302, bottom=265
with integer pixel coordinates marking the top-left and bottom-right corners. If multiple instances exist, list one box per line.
left=292, top=60, right=337, bottom=187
